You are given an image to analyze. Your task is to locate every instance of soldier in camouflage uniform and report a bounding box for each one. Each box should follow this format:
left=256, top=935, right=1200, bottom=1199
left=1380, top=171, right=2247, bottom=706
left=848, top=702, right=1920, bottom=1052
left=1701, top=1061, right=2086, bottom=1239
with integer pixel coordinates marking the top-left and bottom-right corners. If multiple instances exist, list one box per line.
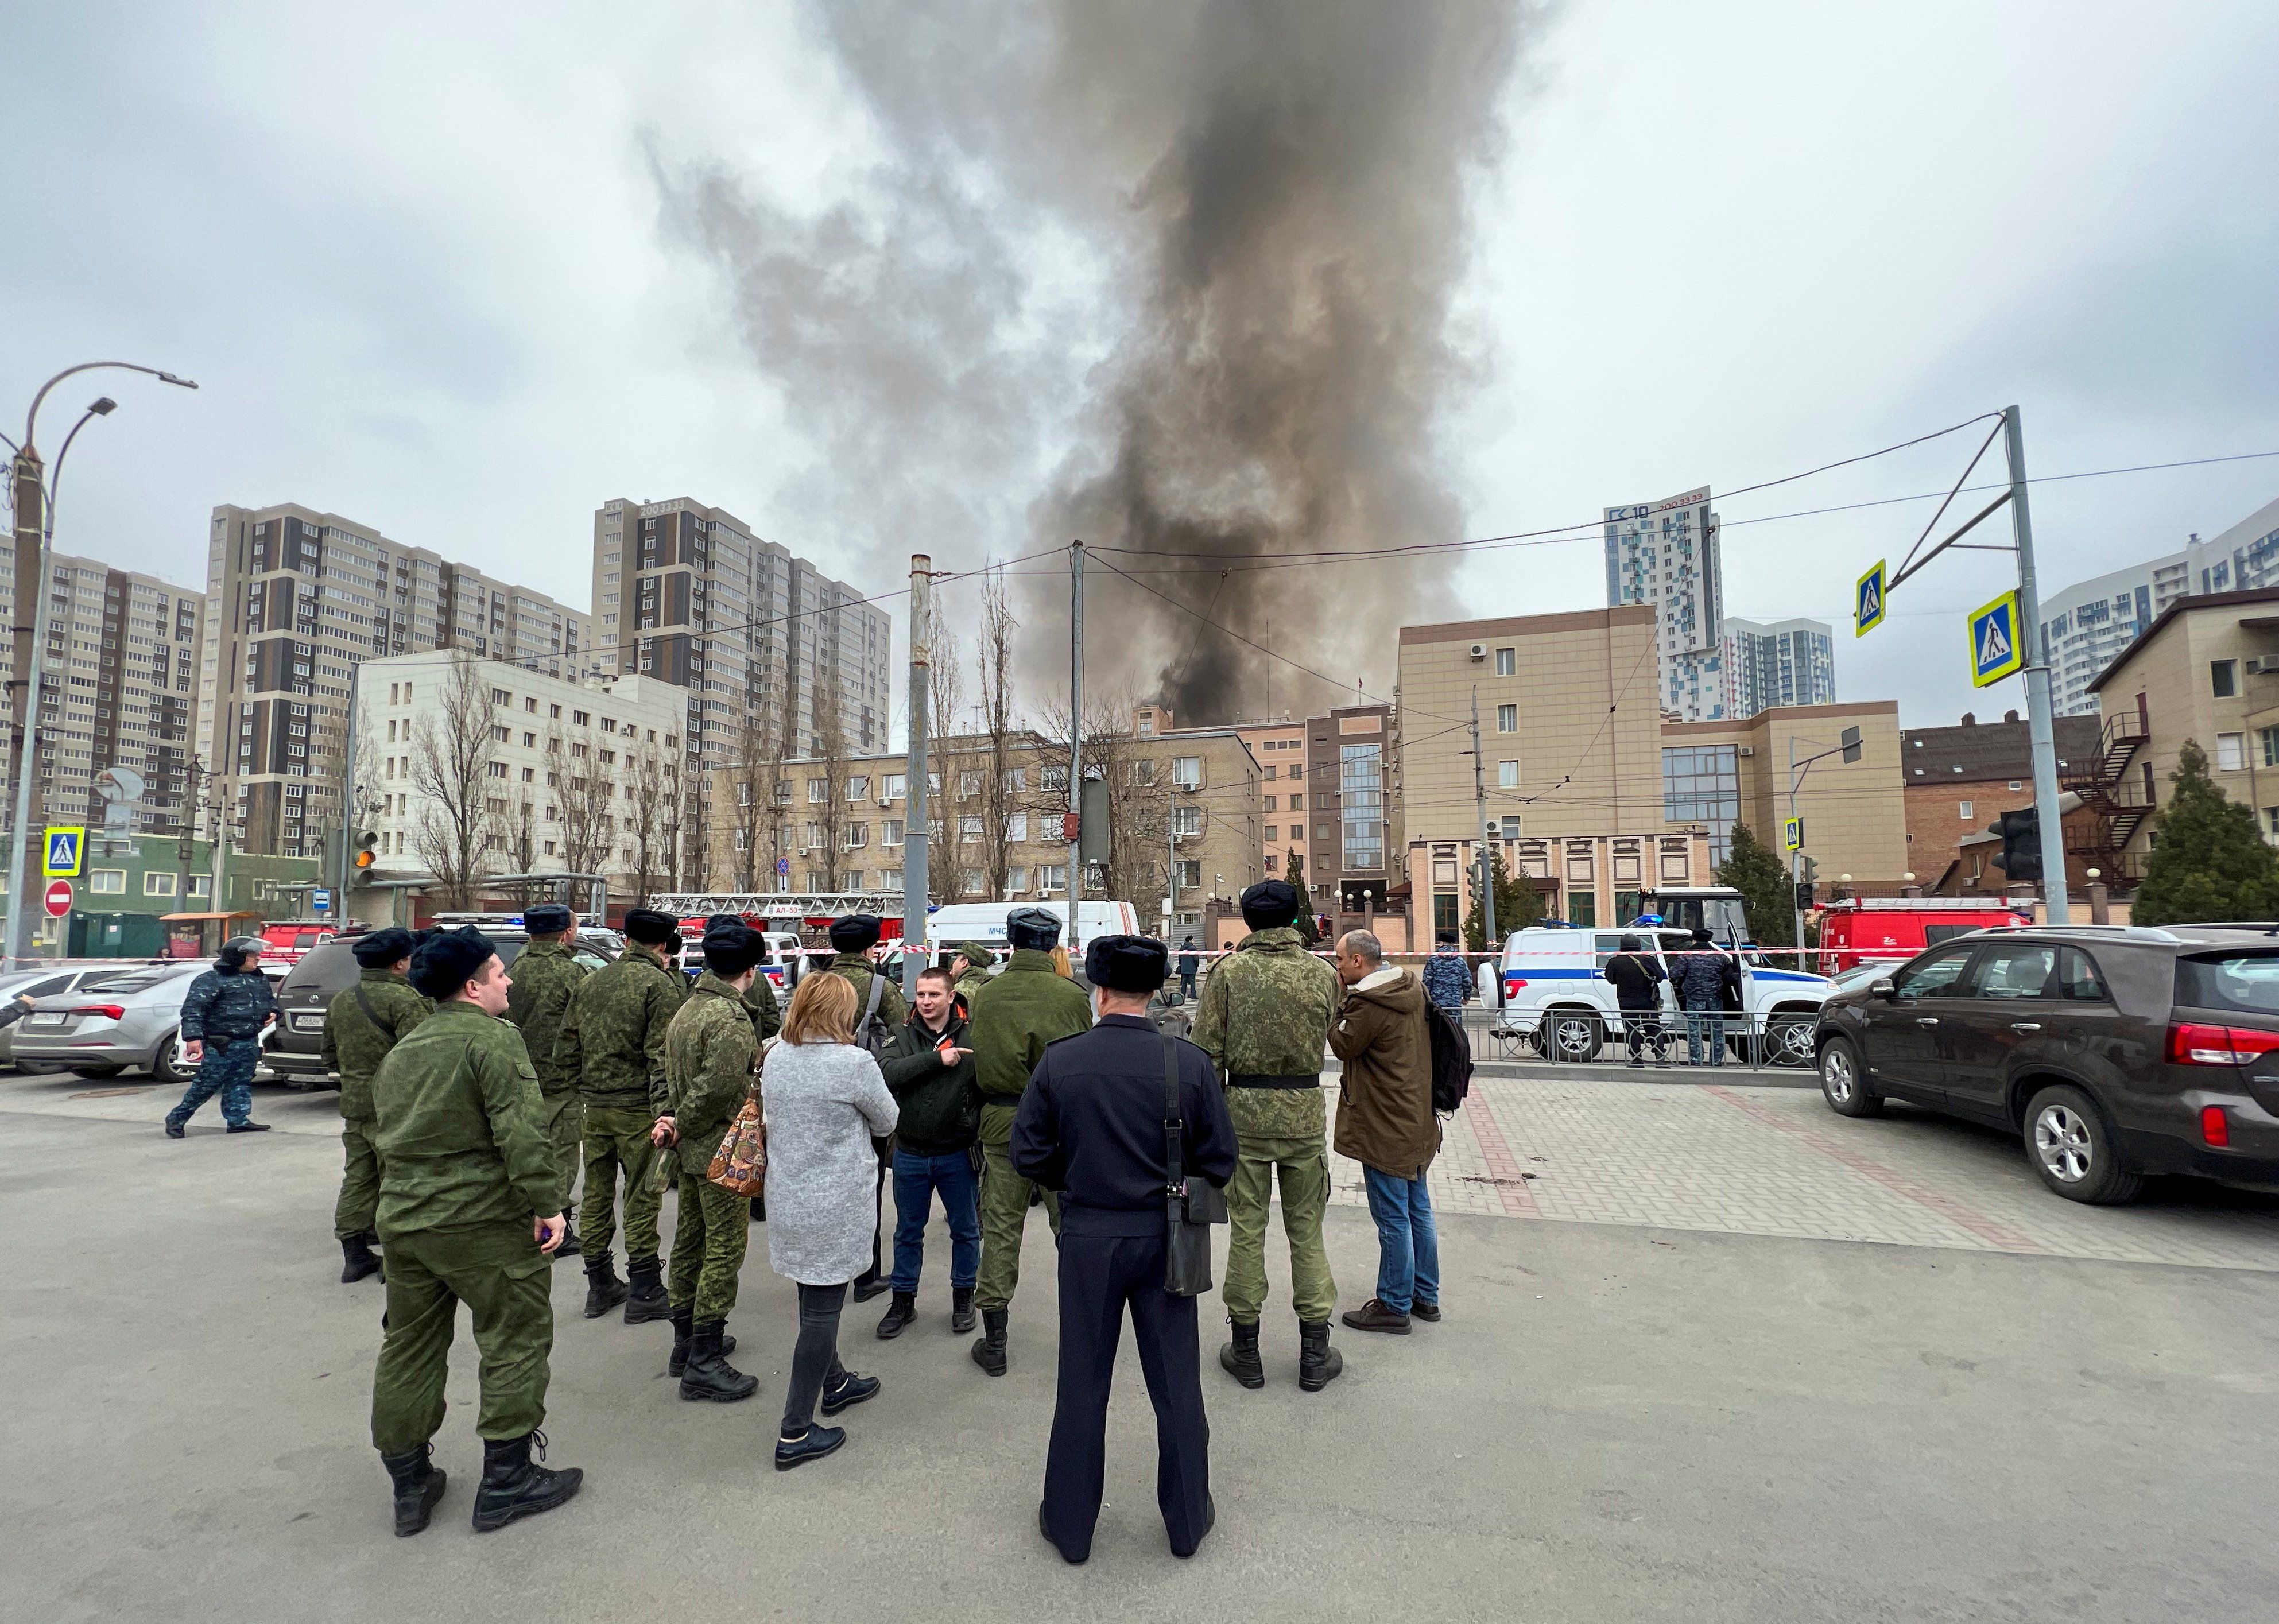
left=1189, top=879, right=1345, bottom=1393
left=369, top=927, right=583, bottom=1537
left=820, top=914, right=906, bottom=1301
left=504, top=904, right=588, bottom=1260
left=323, top=927, right=431, bottom=1285
left=701, top=914, right=781, bottom=1226
left=964, top=906, right=1091, bottom=1376
left=655, top=924, right=768, bottom=1401
left=558, top=909, right=685, bottom=1321
left=949, top=940, right=997, bottom=1001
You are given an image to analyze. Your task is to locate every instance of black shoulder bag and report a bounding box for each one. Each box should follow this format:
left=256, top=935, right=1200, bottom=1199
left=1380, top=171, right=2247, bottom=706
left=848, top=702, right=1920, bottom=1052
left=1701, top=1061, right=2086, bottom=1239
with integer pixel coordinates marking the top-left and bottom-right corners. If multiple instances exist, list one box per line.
left=1162, top=1032, right=1227, bottom=1297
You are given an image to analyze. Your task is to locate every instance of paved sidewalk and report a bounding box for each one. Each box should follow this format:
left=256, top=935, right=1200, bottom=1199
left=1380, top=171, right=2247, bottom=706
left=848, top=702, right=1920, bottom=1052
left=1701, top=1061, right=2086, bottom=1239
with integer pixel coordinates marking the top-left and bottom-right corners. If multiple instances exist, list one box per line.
left=1330, top=1074, right=2279, bottom=1270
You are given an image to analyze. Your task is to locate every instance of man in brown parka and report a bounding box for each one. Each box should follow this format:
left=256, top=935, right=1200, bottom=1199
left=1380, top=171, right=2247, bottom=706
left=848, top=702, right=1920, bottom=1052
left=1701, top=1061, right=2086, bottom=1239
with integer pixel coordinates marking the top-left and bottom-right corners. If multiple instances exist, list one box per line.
left=1328, top=929, right=1441, bottom=1335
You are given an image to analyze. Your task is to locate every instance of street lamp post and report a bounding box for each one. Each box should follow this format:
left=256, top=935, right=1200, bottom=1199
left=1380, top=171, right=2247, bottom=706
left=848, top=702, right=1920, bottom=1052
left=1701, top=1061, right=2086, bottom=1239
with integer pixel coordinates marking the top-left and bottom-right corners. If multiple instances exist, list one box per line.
left=3, top=362, right=197, bottom=966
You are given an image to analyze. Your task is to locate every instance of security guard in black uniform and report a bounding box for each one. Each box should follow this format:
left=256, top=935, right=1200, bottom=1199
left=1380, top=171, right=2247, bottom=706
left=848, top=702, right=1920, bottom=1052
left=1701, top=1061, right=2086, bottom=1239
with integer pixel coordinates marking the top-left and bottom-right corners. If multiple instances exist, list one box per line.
left=1012, top=935, right=1237, bottom=1565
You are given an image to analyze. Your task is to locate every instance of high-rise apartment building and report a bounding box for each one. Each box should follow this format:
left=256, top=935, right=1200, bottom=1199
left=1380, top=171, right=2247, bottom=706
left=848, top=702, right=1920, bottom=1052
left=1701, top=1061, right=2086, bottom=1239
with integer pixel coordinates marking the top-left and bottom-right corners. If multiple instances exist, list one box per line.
left=588, top=498, right=892, bottom=883
left=1605, top=486, right=1724, bottom=720
left=199, top=503, right=590, bottom=861
left=0, top=550, right=203, bottom=837
left=2038, top=493, right=2278, bottom=715
left=1720, top=616, right=1836, bottom=718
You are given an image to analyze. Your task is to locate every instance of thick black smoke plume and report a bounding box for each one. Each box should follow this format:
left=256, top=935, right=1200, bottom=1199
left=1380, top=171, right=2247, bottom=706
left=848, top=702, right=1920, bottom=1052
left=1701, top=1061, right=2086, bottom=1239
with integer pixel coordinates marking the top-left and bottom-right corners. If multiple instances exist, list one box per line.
left=655, top=1, right=1529, bottom=724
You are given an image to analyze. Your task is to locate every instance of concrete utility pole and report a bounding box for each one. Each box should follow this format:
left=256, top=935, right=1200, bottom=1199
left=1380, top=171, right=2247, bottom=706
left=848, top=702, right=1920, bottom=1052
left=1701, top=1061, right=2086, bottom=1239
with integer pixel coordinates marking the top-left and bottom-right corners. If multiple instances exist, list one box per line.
left=338, top=661, right=362, bottom=920
left=2005, top=406, right=2071, bottom=925
left=1469, top=687, right=1501, bottom=1010
left=3, top=447, right=49, bottom=966
left=1065, top=540, right=1084, bottom=952
left=902, top=554, right=931, bottom=998
left=174, top=758, right=201, bottom=909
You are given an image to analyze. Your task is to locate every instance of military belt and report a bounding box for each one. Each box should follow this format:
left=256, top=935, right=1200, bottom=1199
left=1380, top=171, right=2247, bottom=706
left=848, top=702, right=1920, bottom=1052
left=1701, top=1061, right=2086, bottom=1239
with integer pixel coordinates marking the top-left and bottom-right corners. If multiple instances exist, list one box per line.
left=1227, top=1073, right=1321, bottom=1090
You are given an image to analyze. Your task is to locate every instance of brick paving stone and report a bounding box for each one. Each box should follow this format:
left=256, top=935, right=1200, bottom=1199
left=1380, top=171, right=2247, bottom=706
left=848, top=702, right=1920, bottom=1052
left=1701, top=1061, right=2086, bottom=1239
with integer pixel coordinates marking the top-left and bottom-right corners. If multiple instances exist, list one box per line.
left=1319, top=1074, right=2279, bottom=1272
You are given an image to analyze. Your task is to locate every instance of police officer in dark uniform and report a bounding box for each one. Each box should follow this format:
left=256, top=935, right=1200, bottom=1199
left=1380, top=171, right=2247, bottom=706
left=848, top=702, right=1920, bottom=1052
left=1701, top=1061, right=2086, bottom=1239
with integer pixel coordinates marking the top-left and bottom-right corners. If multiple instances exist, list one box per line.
left=1012, top=935, right=1237, bottom=1565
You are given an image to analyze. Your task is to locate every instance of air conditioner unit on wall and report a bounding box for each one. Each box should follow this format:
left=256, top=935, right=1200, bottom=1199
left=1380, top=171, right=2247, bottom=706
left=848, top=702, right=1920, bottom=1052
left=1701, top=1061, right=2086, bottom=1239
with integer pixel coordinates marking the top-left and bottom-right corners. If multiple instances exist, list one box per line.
left=1468, top=644, right=1487, bottom=661
left=1737, top=746, right=1755, bottom=757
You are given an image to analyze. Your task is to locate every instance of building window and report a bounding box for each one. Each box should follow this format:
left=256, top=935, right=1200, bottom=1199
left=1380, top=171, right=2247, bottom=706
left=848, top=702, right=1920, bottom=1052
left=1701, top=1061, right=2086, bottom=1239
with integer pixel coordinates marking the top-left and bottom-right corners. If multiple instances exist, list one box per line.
left=1288, top=794, right=1303, bottom=811
left=89, top=869, right=126, bottom=894
left=884, top=774, right=906, bottom=801
left=1568, top=892, right=1596, bottom=928
left=144, top=871, right=177, bottom=897
left=1495, top=647, right=1516, bottom=677
left=1496, top=704, right=1517, bottom=733
left=882, top=820, right=904, bottom=847
left=808, top=778, right=829, bottom=803
left=846, top=776, right=870, bottom=801
left=1039, top=864, right=1067, bottom=890
left=2217, top=732, right=2247, bottom=772
left=1959, top=799, right=1975, bottom=821
left=2260, top=726, right=2279, bottom=768
left=2211, top=660, right=2238, bottom=698
left=1007, top=813, right=1029, bottom=842
left=1173, top=805, right=1202, bottom=837
left=1175, top=859, right=1201, bottom=889
left=1171, top=757, right=1202, bottom=789
left=1661, top=744, right=1741, bottom=865
left=1498, top=761, right=1520, bottom=789
left=959, top=869, right=985, bottom=896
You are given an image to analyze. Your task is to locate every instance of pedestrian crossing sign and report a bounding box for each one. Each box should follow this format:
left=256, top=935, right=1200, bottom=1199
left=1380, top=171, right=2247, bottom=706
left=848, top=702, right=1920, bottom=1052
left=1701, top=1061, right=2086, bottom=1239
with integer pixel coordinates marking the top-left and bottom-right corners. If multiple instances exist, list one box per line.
left=1855, top=560, right=1886, bottom=637
left=42, top=825, right=85, bottom=878
left=1783, top=817, right=1804, bottom=852
left=1970, top=589, right=2026, bottom=688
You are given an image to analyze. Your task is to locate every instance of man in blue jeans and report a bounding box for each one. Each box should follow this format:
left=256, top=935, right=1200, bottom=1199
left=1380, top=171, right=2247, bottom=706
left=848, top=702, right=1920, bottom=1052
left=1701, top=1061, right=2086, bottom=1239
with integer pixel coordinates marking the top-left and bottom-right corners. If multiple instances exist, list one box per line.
left=874, top=967, right=984, bottom=1338
left=1329, top=930, right=1442, bottom=1334
left=164, top=936, right=279, bottom=1137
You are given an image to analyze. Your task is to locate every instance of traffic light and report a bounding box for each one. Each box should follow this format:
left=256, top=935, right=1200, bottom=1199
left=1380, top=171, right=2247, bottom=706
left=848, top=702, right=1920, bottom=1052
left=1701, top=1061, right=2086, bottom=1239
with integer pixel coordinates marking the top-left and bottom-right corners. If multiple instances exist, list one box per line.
left=1991, top=808, right=2041, bottom=883
left=351, top=830, right=379, bottom=887
left=1794, top=855, right=1819, bottom=914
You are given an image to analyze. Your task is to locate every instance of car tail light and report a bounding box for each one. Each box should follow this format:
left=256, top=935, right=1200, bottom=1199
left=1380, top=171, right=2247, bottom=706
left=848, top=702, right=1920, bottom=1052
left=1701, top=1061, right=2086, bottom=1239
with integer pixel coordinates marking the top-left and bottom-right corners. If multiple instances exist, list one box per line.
left=2202, top=1106, right=2232, bottom=1147
left=68, top=1004, right=126, bottom=1020
left=2166, top=1021, right=2279, bottom=1065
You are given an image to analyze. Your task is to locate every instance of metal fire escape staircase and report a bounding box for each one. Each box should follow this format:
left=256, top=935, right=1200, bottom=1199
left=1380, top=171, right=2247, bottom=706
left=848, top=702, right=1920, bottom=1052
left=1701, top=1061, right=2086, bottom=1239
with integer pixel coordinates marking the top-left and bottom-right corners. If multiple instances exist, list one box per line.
left=2061, top=712, right=2150, bottom=883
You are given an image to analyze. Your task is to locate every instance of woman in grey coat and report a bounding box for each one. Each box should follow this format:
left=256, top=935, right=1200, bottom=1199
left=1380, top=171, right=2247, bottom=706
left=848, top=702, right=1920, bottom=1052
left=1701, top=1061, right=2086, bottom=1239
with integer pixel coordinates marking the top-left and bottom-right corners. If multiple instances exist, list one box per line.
left=762, top=971, right=900, bottom=1470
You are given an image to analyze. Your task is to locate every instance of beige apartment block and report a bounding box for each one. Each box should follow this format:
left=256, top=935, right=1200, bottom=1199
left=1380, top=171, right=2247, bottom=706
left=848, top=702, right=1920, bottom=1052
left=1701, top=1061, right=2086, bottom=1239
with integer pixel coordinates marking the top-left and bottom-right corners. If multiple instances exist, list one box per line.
left=2087, top=586, right=2279, bottom=877
left=1399, top=607, right=1666, bottom=851
left=1664, top=701, right=1905, bottom=884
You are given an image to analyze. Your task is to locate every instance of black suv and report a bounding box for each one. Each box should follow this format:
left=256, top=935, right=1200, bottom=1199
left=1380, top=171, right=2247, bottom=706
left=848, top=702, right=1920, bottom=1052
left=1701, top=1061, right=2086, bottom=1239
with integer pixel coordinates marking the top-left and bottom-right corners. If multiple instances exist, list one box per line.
left=1814, top=924, right=2279, bottom=1203
left=268, top=926, right=621, bottom=1089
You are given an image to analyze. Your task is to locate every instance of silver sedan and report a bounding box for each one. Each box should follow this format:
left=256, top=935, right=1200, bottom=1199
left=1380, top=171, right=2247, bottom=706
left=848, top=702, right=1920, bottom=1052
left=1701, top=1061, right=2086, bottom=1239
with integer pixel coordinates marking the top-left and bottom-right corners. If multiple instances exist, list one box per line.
left=10, top=962, right=219, bottom=1082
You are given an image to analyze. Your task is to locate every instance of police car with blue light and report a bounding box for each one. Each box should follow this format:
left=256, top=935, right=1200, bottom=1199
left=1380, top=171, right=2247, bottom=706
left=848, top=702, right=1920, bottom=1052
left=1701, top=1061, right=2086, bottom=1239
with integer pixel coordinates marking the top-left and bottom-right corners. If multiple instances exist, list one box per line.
left=1475, top=886, right=1834, bottom=1064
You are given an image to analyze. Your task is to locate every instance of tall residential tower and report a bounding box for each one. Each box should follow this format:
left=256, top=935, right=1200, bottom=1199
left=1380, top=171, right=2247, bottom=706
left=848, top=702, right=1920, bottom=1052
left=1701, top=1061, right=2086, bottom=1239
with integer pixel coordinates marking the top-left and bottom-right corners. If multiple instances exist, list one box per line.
left=1605, top=486, right=1724, bottom=720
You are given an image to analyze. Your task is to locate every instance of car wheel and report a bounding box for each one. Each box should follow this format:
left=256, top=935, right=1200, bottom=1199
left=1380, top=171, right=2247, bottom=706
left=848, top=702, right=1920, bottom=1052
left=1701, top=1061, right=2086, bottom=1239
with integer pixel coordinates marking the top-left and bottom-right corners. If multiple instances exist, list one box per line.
left=2024, top=1083, right=2142, bottom=1205
left=1530, top=1008, right=1603, bottom=1063
left=71, top=1065, right=125, bottom=1080
left=152, top=1031, right=195, bottom=1086
left=1817, top=1036, right=1882, bottom=1117
left=1766, top=1015, right=1817, bottom=1068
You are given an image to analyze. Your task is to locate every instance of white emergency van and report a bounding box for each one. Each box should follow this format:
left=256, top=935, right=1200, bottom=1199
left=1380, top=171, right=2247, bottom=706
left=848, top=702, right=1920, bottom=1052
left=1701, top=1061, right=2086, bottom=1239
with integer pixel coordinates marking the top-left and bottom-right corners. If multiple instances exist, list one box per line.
left=1478, top=923, right=1834, bottom=1065
left=922, top=900, right=1142, bottom=956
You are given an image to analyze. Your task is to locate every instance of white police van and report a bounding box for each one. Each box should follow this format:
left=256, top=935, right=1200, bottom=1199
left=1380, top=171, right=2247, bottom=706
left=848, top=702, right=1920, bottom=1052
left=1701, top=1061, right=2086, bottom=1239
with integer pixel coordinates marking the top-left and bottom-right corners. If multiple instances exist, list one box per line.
left=1477, top=898, right=1833, bottom=1065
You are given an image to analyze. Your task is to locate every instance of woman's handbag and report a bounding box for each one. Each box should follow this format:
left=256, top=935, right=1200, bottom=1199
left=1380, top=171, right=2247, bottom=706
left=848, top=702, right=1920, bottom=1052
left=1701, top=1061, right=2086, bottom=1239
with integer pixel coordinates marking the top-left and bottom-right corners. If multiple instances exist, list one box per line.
left=706, top=1094, right=767, bottom=1197
left=1162, top=1033, right=1227, bottom=1296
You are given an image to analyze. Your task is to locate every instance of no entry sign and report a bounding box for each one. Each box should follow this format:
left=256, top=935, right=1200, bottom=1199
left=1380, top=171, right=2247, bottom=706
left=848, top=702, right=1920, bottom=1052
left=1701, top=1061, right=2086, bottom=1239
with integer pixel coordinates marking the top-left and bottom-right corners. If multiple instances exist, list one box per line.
left=44, top=879, right=73, bottom=917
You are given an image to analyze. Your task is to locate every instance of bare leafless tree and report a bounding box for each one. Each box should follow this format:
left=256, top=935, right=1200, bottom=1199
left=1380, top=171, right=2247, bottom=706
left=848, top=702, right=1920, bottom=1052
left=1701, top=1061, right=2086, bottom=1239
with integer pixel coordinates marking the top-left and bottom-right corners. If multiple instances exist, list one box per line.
left=410, top=652, right=504, bottom=910
left=628, top=739, right=676, bottom=903
left=974, top=568, right=1050, bottom=897
left=810, top=681, right=849, bottom=890
left=551, top=718, right=614, bottom=883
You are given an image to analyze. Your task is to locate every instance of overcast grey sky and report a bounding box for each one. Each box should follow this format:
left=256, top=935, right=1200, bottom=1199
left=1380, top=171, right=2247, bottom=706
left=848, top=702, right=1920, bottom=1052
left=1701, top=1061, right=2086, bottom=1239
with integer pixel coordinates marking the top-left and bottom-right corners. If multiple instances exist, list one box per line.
left=5, top=1, right=2275, bottom=731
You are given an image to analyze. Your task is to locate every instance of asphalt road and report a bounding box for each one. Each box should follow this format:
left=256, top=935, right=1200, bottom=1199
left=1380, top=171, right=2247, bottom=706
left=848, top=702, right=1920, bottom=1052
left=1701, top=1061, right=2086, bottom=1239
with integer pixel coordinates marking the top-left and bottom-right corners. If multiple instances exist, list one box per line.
left=5, top=1079, right=2277, bottom=1622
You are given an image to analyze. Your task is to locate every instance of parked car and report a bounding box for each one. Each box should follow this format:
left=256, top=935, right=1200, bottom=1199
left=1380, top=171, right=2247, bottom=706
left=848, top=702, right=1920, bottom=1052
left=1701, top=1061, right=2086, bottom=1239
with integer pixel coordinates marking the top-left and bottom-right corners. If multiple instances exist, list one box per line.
left=1480, top=924, right=1834, bottom=1064
left=258, top=920, right=339, bottom=965
left=0, top=963, right=169, bottom=1071
left=268, top=924, right=620, bottom=1089
left=1814, top=923, right=2279, bottom=1203
left=670, top=918, right=812, bottom=994
left=10, top=962, right=214, bottom=1082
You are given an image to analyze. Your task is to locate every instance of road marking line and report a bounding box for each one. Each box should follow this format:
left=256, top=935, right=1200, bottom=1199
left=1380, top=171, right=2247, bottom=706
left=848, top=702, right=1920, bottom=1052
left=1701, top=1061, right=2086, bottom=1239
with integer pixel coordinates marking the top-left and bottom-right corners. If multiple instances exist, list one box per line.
left=1702, top=1084, right=2047, bottom=1253
left=1462, top=1094, right=1539, bottom=1216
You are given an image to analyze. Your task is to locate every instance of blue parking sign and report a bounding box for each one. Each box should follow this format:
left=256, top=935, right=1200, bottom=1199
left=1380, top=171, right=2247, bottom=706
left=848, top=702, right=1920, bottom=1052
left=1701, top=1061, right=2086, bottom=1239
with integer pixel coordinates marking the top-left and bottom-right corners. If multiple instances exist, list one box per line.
left=1970, top=589, right=2026, bottom=688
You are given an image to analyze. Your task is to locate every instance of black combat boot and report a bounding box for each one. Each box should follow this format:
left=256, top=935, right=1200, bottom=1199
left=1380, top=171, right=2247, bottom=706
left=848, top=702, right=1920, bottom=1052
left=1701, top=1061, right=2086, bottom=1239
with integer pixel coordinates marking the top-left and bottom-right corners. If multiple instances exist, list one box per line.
left=379, top=1445, right=446, bottom=1537
left=748, top=1195, right=766, bottom=1224
left=971, top=1307, right=1008, bottom=1377
left=1298, top=1319, right=1345, bottom=1393
left=622, top=1256, right=670, bottom=1324
left=679, top=1320, right=758, bottom=1403
left=340, top=1233, right=382, bottom=1285
left=1219, top=1317, right=1265, bottom=1389
left=665, top=1307, right=734, bottom=1376
left=582, top=1253, right=629, bottom=1319
left=875, top=1291, right=917, bottom=1340
left=950, top=1285, right=976, bottom=1334
left=470, top=1431, right=582, bottom=1533
left=554, top=1220, right=582, bottom=1260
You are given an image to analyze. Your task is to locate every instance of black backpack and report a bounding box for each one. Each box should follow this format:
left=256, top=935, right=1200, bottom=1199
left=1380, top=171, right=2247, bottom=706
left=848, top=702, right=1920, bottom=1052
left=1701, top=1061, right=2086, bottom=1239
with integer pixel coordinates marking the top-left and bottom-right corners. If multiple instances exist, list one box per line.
left=1425, top=1002, right=1472, bottom=1115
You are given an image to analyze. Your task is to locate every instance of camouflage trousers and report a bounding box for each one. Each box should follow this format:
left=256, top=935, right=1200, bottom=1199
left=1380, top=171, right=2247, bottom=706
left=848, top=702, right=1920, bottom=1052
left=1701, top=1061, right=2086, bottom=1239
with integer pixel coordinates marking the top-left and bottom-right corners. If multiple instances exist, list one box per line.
left=666, top=1138, right=748, bottom=1323
left=540, top=1091, right=584, bottom=1219
left=975, top=1102, right=1060, bottom=1315
left=1222, top=1133, right=1337, bottom=1325
left=370, top=1220, right=552, bottom=1455
left=579, top=1104, right=665, bottom=1265
left=334, top=1119, right=381, bottom=1241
